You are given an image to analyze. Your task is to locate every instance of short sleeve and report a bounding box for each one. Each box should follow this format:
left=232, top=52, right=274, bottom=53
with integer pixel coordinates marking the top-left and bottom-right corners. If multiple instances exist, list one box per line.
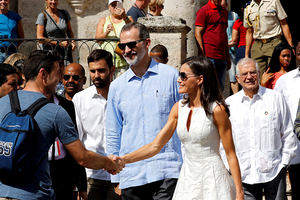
left=55, top=106, right=79, bottom=145
left=232, top=19, right=240, bottom=30
left=13, top=12, right=21, bottom=22
left=195, top=8, right=206, bottom=27
left=36, top=12, right=45, bottom=25
left=61, top=9, right=71, bottom=21
left=275, top=0, right=287, bottom=20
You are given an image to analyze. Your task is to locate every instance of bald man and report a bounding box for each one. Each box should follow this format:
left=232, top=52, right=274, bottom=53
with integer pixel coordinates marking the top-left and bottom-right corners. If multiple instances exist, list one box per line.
left=62, top=63, right=87, bottom=100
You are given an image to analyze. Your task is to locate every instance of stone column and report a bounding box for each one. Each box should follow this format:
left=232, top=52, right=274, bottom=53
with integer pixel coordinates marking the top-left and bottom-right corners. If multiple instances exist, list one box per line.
left=138, top=16, right=191, bottom=69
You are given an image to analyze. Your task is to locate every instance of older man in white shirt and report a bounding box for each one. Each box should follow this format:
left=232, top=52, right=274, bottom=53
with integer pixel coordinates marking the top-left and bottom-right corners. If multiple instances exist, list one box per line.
left=223, top=58, right=297, bottom=200
left=274, top=41, right=300, bottom=200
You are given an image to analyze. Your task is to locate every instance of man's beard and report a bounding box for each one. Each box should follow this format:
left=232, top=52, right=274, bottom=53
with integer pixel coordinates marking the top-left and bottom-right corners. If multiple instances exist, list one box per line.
left=93, top=77, right=110, bottom=88
left=123, top=48, right=147, bottom=66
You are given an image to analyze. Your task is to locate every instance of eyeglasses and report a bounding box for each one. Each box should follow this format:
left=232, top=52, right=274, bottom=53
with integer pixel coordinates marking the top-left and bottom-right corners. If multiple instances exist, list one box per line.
left=178, top=72, right=199, bottom=81
left=118, top=39, right=145, bottom=50
left=63, top=74, right=80, bottom=81
left=239, top=71, right=258, bottom=78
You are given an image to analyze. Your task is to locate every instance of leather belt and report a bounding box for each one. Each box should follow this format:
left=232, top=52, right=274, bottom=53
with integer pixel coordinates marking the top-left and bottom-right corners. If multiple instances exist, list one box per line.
left=256, top=35, right=281, bottom=44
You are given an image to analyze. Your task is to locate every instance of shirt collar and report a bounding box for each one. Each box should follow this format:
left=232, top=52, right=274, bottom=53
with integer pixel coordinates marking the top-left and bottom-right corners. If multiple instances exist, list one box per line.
left=126, top=59, right=159, bottom=82
left=208, top=0, right=220, bottom=9
left=91, top=85, right=105, bottom=99
left=293, top=67, right=300, bottom=78
left=240, top=85, right=264, bottom=102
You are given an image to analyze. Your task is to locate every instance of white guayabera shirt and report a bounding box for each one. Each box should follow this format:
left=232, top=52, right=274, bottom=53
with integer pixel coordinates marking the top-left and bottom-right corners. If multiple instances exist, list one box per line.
left=221, top=86, right=297, bottom=184
left=275, top=68, right=300, bottom=165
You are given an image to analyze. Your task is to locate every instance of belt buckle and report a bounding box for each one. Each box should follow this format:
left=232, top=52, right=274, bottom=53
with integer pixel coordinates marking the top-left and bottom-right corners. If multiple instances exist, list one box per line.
left=261, top=39, right=268, bottom=44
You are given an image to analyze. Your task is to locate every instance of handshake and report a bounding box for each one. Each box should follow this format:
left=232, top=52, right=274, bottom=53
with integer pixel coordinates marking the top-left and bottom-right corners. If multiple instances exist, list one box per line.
left=105, top=155, right=125, bottom=175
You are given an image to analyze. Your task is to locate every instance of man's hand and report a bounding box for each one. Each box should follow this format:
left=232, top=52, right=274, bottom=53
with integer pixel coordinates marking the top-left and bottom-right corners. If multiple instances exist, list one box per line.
left=106, top=155, right=125, bottom=175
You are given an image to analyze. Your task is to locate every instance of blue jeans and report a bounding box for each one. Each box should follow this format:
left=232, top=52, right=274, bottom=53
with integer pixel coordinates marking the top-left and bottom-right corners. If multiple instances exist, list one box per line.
left=208, top=58, right=227, bottom=91
left=236, top=45, right=246, bottom=63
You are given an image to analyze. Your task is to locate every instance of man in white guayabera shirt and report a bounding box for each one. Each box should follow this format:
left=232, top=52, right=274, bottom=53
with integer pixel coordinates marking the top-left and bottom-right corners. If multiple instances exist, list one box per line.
left=275, top=41, right=300, bottom=200
left=222, top=58, right=297, bottom=200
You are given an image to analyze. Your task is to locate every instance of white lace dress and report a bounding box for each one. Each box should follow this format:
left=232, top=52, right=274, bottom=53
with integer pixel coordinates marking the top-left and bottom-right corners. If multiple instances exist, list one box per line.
left=172, top=100, right=235, bottom=200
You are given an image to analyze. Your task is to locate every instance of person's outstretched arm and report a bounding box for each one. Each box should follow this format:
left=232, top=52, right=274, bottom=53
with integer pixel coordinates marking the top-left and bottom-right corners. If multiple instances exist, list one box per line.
left=213, top=105, right=244, bottom=200
left=122, top=102, right=179, bottom=164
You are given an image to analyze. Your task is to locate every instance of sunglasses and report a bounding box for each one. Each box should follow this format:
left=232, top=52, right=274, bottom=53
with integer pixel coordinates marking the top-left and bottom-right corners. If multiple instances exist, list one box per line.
left=118, top=39, right=145, bottom=50
left=178, top=72, right=199, bottom=81
left=63, top=74, right=80, bottom=81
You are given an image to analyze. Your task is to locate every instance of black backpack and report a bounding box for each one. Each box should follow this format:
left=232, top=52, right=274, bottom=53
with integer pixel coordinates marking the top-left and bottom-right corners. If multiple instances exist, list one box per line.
left=0, top=91, right=50, bottom=184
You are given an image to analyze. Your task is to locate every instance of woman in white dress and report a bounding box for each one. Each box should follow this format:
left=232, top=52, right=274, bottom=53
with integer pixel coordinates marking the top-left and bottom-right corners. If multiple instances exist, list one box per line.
left=121, top=56, right=244, bottom=200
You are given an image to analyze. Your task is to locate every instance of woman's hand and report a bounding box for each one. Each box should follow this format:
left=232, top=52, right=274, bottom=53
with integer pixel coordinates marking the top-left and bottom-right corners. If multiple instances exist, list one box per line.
left=236, top=189, right=244, bottom=200
left=71, top=40, right=76, bottom=51
left=59, top=40, right=69, bottom=47
left=106, top=24, right=113, bottom=34
left=261, top=67, right=274, bottom=87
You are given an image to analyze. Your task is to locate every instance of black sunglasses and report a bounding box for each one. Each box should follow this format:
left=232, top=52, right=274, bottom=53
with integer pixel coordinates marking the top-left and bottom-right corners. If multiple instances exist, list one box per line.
left=63, top=74, right=80, bottom=81
left=118, top=39, right=145, bottom=50
left=178, top=72, right=199, bottom=81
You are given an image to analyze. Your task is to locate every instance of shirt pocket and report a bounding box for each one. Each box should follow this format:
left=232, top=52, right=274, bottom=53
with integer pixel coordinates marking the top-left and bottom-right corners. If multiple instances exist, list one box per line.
left=263, top=9, right=278, bottom=25
left=260, top=109, right=281, bottom=151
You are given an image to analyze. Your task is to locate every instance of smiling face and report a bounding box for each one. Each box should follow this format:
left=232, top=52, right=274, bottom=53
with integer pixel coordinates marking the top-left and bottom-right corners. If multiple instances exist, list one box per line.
left=0, top=0, right=9, bottom=12
left=120, top=27, right=149, bottom=66
left=236, top=61, right=259, bottom=96
left=44, top=61, right=61, bottom=95
left=177, top=63, right=202, bottom=95
left=279, top=49, right=291, bottom=70
left=45, top=0, right=58, bottom=10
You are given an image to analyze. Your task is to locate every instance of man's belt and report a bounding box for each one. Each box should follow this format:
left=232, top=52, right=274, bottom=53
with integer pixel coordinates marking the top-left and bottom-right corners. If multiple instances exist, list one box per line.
left=255, top=35, right=281, bottom=44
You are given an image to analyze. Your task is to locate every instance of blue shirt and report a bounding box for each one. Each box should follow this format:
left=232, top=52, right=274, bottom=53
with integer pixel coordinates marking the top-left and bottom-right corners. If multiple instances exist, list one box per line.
left=106, top=59, right=183, bottom=189
left=127, top=6, right=145, bottom=22
left=0, top=90, right=78, bottom=199
left=0, top=11, right=21, bottom=47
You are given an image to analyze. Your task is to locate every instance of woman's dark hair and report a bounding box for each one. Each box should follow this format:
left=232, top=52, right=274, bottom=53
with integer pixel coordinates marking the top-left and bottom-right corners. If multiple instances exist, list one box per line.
left=87, top=49, right=113, bottom=68
left=23, top=50, right=60, bottom=81
left=181, top=56, right=229, bottom=116
left=268, top=42, right=295, bottom=73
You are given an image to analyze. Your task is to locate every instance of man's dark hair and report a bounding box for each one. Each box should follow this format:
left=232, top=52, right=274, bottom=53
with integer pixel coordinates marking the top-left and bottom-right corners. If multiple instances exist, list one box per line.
left=150, top=44, right=168, bottom=59
left=23, top=50, right=60, bottom=81
left=121, top=22, right=150, bottom=40
left=0, top=63, right=17, bottom=87
left=87, top=49, right=113, bottom=68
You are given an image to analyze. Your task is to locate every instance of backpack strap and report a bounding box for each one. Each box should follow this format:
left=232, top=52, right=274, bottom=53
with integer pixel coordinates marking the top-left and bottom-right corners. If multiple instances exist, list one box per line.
left=8, top=90, right=21, bottom=114
left=26, top=98, right=51, bottom=117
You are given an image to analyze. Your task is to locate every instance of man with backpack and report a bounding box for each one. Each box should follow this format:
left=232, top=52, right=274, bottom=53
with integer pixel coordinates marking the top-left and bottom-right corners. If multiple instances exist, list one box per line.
left=0, top=50, right=123, bottom=199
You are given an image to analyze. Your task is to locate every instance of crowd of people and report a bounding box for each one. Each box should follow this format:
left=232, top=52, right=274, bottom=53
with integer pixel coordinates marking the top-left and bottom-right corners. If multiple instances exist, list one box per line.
left=1, top=0, right=300, bottom=200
